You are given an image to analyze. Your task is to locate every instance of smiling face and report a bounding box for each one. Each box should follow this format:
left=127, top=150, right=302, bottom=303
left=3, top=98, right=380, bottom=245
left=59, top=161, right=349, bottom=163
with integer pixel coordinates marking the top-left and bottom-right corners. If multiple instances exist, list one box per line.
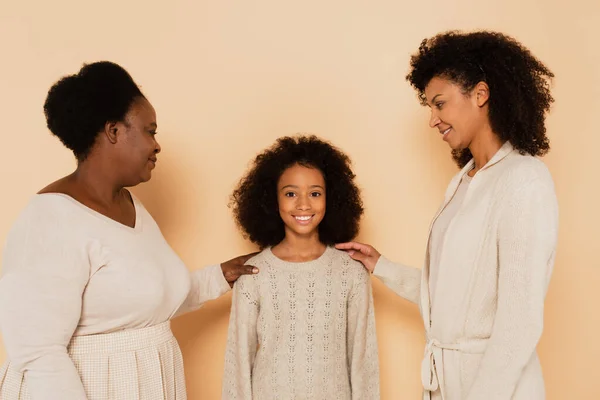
left=277, top=163, right=326, bottom=241
left=424, top=76, right=490, bottom=151
left=112, top=97, right=161, bottom=185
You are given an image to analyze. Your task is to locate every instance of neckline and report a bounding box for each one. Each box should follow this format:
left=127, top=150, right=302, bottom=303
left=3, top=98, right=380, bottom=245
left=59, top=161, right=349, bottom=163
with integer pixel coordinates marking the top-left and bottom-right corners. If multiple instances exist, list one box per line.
left=263, top=246, right=335, bottom=269
left=36, top=192, right=143, bottom=233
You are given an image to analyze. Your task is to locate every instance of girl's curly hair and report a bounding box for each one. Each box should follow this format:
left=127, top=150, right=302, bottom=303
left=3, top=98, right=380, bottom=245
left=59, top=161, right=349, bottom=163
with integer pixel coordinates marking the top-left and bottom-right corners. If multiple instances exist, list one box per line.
left=230, top=135, right=363, bottom=248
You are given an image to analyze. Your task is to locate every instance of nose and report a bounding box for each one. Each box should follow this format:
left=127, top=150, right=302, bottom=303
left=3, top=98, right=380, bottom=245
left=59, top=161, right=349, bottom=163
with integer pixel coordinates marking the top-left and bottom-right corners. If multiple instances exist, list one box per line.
left=429, top=110, right=441, bottom=128
left=295, top=195, right=311, bottom=211
left=154, top=138, right=162, bottom=154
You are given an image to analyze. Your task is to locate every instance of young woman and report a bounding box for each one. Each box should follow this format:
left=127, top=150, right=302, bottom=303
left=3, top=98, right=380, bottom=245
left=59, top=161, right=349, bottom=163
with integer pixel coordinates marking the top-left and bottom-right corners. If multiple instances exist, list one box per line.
left=338, top=31, right=559, bottom=399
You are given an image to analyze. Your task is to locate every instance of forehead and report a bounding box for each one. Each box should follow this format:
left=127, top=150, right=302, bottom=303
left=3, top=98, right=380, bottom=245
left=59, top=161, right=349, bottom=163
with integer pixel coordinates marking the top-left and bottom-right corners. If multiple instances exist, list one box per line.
left=424, top=77, right=461, bottom=101
left=278, top=164, right=325, bottom=185
left=125, top=97, right=156, bottom=124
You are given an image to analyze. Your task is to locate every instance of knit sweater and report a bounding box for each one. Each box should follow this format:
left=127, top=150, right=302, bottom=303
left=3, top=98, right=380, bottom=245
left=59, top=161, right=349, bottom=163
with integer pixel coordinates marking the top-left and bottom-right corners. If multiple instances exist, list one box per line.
left=222, top=246, right=380, bottom=400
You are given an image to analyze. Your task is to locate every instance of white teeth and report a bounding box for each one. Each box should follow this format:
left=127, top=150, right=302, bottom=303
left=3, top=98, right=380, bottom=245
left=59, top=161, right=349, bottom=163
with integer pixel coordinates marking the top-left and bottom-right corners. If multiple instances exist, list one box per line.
left=295, top=216, right=312, bottom=221
left=442, top=128, right=451, bottom=135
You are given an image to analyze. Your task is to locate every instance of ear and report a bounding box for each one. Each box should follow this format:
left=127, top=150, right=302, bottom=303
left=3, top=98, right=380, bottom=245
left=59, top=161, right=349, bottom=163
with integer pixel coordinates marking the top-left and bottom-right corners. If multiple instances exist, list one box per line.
left=473, top=81, right=490, bottom=107
left=103, top=121, right=120, bottom=144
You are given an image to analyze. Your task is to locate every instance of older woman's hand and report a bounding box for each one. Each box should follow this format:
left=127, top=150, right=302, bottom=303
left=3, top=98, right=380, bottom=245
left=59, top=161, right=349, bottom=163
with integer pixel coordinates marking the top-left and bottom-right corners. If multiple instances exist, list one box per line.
left=221, top=252, right=260, bottom=287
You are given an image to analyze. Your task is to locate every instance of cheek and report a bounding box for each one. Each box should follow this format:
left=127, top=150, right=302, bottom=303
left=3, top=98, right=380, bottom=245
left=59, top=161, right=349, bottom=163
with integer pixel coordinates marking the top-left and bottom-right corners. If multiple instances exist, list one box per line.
left=316, top=197, right=326, bottom=212
left=277, top=196, right=292, bottom=213
left=143, top=135, right=156, bottom=151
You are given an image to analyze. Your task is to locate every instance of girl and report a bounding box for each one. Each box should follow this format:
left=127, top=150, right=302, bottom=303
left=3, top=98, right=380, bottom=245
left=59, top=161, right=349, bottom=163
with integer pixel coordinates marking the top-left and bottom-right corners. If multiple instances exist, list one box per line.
left=222, top=135, right=380, bottom=399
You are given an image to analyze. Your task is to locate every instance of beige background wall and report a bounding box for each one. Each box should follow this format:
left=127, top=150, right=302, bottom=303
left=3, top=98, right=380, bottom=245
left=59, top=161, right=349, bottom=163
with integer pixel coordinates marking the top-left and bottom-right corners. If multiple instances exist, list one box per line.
left=1, top=0, right=598, bottom=398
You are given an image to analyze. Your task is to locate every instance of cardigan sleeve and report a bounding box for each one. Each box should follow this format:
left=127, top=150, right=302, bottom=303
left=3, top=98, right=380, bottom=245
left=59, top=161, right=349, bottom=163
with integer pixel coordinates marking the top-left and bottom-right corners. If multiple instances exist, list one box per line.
left=0, top=204, right=90, bottom=399
left=466, top=177, right=558, bottom=399
left=373, top=256, right=421, bottom=304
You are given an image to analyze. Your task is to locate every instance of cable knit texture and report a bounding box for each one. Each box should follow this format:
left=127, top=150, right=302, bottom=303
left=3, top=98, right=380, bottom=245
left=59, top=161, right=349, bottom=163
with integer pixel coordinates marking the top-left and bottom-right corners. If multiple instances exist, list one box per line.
left=222, top=246, right=380, bottom=400
left=373, top=142, right=558, bottom=400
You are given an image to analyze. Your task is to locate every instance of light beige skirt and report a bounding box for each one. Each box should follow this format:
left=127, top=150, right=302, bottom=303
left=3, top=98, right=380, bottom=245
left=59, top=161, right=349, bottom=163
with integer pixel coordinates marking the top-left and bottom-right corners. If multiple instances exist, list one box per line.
left=0, top=321, right=186, bottom=399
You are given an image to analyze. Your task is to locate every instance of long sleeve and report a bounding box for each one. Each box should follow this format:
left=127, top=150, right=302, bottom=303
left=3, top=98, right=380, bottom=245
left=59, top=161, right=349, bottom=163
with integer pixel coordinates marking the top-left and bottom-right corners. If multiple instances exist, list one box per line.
left=347, top=267, right=380, bottom=399
left=373, top=256, right=421, bottom=304
left=0, top=210, right=90, bottom=399
left=466, top=178, right=558, bottom=399
left=222, top=274, right=259, bottom=400
left=174, top=264, right=231, bottom=317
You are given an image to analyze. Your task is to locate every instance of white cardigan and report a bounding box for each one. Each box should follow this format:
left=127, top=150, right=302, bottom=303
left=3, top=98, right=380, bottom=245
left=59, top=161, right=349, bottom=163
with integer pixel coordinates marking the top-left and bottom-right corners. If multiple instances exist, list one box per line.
left=374, top=141, right=558, bottom=399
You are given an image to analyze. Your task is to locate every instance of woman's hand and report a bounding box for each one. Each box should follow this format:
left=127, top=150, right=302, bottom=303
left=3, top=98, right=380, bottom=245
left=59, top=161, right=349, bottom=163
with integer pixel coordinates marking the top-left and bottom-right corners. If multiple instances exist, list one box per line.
left=221, top=252, right=260, bottom=287
left=335, top=242, right=381, bottom=273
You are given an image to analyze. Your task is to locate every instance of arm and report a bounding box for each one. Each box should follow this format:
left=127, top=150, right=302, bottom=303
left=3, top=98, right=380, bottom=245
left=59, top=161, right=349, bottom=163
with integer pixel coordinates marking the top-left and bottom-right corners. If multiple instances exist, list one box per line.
left=466, top=179, right=558, bottom=399
left=373, top=256, right=421, bottom=305
left=335, top=242, right=421, bottom=305
left=347, top=267, right=380, bottom=399
left=174, top=253, right=259, bottom=317
left=222, top=275, right=260, bottom=400
left=0, top=213, right=89, bottom=399
left=175, top=264, right=232, bottom=316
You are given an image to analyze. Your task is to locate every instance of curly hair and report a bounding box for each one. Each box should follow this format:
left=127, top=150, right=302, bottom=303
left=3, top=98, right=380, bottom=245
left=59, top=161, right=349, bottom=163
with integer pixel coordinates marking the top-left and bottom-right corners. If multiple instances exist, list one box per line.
left=406, top=30, right=554, bottom=167
left=230, top=135, right=364, bottom=248
left=43, top=61, right=145, bottom=161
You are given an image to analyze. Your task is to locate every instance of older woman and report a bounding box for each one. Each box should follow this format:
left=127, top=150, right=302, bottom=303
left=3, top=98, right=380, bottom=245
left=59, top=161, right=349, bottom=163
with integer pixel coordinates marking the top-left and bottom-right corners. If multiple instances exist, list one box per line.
left=338, top=31, right=558, bottom=399
left=0, top=61, right=257, bottom=400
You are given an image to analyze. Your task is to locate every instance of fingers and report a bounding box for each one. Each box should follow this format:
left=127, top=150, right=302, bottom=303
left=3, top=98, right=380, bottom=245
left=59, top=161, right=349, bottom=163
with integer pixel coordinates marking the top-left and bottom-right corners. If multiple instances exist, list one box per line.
left=239, top=252, right=260, bottom=264
left=335, top=241, right=360, bottom=250
left=221, top=253, right=260, bottom=285
left=335, top=241, right=372, bottom=255
left=239, top=265, right=259, bottom=275
left=347, top=250, right=369, bottom=263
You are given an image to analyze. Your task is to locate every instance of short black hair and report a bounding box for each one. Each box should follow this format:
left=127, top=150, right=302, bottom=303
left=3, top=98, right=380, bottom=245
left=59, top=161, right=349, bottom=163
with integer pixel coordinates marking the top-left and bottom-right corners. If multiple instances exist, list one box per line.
left=43, top=61, right=145, bottom=160
left=406, top=30, right=554, bottom=167
left=230, top=135, right=364, bottom=248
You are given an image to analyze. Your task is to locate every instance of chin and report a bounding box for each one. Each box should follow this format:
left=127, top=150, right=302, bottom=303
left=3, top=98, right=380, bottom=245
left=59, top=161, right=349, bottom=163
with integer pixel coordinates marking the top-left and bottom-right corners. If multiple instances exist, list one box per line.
left=285, top=225, right=320, bottom=238
left=449, top=141, right=467, bottom=151
left=135, top=173, right=152, bottom=185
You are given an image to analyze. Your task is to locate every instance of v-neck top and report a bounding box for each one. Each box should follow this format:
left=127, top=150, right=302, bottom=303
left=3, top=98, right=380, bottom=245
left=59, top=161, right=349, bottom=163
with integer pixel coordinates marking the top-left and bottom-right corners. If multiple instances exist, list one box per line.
left=0, top=193, right=230, bottom=336
left=0, top=193, right=232, bottom=397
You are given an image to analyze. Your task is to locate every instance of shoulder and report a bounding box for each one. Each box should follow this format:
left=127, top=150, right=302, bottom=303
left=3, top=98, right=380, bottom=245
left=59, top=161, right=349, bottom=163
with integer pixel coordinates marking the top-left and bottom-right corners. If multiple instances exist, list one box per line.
left=488, top=153, right=556, bottom=202
left=330, top=248, right=370, bottom=279
left=498, top=152, right=554, bottom=187
left=235, top=249, right=272, bottom=288
left=495, top=154, right=558, bottom=215
left=2, top=196, right=94, bottom=278
left=3, top=195, right=95, bottom=259
left=243, top=248, right=272, bottom=268
left=10, top=194, right=79, bottom=232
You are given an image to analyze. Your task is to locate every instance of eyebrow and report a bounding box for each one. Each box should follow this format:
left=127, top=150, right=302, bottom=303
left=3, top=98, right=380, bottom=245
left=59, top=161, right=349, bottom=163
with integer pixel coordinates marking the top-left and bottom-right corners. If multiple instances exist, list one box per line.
left=148, top=122, right=157, bottom=128
left=427, top=94, right=443, bottom=106
left=280, top=184, right=325, bottom=190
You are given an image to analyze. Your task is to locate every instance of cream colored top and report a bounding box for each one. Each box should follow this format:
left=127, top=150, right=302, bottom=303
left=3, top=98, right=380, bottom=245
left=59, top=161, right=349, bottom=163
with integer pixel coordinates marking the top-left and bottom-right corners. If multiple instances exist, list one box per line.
left=428, top=173, right=472, bottom=304
left=223, top=246, right=380, bottom=400
left=373, top=142, right=558, bottom=399
left=0, top=193, right=231, bottom=399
